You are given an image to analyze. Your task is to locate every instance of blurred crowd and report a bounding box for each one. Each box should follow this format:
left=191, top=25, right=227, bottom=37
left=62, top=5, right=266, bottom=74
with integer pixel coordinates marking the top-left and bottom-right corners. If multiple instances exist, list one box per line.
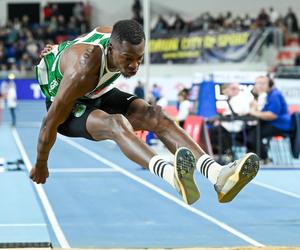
left=0, top=0, right=299, bottom=73
left=150, top=7, right=298, bottom=36
left=0, top=2, right=92, bottom=72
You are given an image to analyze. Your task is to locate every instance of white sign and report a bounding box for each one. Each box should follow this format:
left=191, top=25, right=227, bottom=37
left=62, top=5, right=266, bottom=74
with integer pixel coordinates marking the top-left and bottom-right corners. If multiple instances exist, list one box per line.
left=274, top=78, right=300, bottom=105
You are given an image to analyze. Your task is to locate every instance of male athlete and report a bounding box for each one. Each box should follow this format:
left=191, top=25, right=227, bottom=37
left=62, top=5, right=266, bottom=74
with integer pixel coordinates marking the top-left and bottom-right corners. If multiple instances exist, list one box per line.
left=31, top=19, right=259, bottom=205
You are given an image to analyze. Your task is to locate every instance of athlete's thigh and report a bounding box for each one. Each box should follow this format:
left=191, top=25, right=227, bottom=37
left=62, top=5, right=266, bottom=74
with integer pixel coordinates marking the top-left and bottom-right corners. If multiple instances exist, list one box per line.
left=46, top=100, right=96, bottom=140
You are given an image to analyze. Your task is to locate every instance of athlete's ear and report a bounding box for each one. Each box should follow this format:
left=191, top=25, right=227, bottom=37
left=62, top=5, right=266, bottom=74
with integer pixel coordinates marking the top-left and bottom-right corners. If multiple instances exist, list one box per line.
left=108, top=42, right=113, bottom=51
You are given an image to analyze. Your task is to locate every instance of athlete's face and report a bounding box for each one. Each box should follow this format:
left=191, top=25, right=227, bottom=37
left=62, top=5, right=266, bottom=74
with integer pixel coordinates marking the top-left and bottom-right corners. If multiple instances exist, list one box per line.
left=110, top=40, right=145, bottom=78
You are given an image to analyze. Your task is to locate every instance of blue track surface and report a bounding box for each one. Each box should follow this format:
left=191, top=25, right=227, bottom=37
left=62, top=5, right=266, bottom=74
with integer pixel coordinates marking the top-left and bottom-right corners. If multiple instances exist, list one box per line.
left=1, top=101, right=300, bottom=248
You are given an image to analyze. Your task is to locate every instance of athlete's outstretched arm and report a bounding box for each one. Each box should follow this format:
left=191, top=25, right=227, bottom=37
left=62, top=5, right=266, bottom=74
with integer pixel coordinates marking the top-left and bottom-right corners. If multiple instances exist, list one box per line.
left=31, top=45, right=101, bottom=184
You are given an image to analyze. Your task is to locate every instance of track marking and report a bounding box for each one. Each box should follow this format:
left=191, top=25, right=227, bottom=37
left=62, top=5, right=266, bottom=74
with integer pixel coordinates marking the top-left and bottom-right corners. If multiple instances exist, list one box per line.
left=252, top=180, right=300, bottom=200
left=12, top=128, right=70, bottom=249
left=49, top=168, right=118, bottom=173
left=0, top=223, right=47, bottom=227
left=58, top=135, right=264, bottom=247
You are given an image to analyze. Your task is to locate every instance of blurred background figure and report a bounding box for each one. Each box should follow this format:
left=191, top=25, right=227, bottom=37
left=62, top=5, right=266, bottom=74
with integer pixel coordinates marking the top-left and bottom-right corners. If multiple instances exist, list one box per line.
left=0, top=90, right=3, bottom=126
left=134, top=80, right=145, bottom=99
left=148, top=83, right=161, bottom=104
left=248, top=76, right=291, bottom=161
left=176, top=88, right=191, bottom=128
left=210, top=83, right=252, bottom=157
left=6, top=76, right=17, bottom=127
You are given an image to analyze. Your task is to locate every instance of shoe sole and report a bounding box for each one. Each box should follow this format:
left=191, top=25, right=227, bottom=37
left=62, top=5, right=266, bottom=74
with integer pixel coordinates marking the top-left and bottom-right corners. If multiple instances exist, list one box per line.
left=217, top=153, right=260, bottom=203
left=174, top=147, right=200, bottom=205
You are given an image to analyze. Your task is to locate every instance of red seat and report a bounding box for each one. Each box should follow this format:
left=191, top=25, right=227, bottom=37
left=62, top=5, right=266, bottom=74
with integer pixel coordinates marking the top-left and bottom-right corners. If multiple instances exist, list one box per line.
left=289, top=105, right=300, bottom=114
left=183, top=115, right=204, bottom=144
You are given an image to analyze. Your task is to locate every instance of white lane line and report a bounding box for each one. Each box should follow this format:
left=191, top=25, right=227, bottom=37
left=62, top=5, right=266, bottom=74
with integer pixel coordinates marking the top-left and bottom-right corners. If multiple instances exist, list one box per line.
left=49, top=168, right=118, bottom=173
left=12, top=128, right=70, bottom=249
left=0, top=223, right=47, bottom=227
left=252, top=180, right=300, bottom=200
left=58, top=135, right=264, bottom=247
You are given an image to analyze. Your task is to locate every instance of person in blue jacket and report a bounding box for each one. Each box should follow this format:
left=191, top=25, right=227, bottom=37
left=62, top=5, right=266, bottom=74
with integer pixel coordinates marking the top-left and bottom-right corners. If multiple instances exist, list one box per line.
left=248, top=75, right=291, bottom=160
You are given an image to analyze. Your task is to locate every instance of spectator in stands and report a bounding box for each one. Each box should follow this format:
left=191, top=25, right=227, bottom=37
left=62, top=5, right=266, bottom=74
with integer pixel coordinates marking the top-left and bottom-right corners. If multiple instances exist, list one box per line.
left=172, top=14, right=186, bottom=32
left=83, top=1, right=92, bottom=30
left=73, top=3, right=84, bottom=18
left=56, top=15, right=66, bottom=36
left=132, top=0, right=143, bottom=25
left=210, top=83, right=253, bottom=156
left=43, top=3, right=52, bottom=21
left=134, top=81, right=145, bottom=99
left=247, top=76, right=291, bottom=160
left=269, top=7, right=279, bottom=24
left=284, top=8, right=299, bottom=34
left=152, top=15, right=169, bottom=33
left=132, top=0, right=142, bottom=17
left=51, top=4, right=60, bottom=18
left=256, top=8, right=270, bottom=28
left=176, top=88, right=191, bottom=128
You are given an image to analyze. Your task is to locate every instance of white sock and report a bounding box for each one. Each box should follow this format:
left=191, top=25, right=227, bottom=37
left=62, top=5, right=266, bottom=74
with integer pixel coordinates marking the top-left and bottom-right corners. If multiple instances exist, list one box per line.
left=149, top=155, right=175, bottom=188
left=196, top=154, right=225, bottom=184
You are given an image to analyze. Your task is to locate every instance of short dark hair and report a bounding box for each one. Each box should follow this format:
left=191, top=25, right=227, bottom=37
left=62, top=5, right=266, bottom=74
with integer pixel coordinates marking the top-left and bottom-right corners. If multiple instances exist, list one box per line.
left=111, top=19, right=145, bottom=45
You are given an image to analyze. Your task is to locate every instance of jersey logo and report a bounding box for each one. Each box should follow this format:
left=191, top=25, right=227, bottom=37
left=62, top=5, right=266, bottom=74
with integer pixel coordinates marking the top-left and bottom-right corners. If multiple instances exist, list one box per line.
left=49, top=80, right=59, bottom=92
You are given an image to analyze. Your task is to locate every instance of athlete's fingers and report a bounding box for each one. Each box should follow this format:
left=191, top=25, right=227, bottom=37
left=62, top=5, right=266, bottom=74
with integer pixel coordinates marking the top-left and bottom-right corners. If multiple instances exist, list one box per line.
left=39, top=44, right=55, bottom=58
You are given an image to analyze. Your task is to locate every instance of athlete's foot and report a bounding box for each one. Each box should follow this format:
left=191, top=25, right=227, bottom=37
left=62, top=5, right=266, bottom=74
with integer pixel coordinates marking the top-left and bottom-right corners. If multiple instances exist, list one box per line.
left=214, top=153, right=260, bottom=203
left=174, top=147, right=200, bottom=205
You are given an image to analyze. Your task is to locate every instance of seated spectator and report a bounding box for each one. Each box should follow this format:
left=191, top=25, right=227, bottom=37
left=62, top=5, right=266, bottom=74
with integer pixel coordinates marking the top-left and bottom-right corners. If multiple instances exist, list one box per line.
left=209, top=83, right=253, bottom=156
left=247, top=76, right=291, bottom=160
left=176, top=88, right=191, bottom=128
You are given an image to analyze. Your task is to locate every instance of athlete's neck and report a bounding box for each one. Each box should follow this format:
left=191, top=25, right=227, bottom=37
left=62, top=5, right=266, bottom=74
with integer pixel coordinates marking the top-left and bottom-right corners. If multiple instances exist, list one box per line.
left=106, top=50, right=118, bottom=72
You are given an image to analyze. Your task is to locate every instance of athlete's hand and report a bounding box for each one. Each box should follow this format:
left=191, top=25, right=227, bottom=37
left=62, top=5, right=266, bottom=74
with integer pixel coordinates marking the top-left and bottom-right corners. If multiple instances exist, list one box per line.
left=30, top=162, right=49, bottom=184
left=39, top=44, right=55, bottom=58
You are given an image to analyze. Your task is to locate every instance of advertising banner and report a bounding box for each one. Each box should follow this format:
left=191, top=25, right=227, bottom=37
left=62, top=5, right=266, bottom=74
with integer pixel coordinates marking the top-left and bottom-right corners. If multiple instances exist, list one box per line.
left=0, top=79, right=44, bottom=100
left=150, top=29, right=263, bottom=64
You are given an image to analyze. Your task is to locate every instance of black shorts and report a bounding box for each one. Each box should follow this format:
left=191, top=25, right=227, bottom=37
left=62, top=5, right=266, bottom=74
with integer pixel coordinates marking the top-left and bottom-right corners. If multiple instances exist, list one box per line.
left=46, top=88, right=139, bottom=140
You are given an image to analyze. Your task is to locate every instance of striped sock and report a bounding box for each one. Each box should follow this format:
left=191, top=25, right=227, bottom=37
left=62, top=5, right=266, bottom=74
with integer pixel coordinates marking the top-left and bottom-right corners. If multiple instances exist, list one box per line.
left=149, top=155, right=175, bottom=188
left=196, top=154, right=225, bottom=184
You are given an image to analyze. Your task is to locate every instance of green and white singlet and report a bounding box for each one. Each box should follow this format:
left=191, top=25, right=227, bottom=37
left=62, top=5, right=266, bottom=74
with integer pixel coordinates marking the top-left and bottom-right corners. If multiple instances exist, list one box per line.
left=36, top=29, right=121, bottom=102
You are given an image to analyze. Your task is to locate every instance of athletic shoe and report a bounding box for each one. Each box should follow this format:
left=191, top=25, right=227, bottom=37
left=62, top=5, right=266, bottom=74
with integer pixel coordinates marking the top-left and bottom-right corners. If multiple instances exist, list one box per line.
left=174, top=147, right=200, bottom=205
left=214, top=153, right=260, bottom=203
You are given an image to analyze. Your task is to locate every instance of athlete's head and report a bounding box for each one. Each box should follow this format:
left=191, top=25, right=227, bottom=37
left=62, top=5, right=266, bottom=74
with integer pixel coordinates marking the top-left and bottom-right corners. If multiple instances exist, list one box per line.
left=109, top=19, right=145, bottom=78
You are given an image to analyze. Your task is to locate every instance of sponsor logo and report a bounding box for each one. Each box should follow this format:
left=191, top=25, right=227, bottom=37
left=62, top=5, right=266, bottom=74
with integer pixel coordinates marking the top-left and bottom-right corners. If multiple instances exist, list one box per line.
left=126, top=96, right=135, bottom=101
left=73, top=104, right=87, bottom=118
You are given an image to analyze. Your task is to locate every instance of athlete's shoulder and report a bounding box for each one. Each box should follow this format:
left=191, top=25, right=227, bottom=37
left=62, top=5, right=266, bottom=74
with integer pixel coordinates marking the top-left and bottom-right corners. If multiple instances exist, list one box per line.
left=95, top=26, right=112, bottom=34
left=61, top=43, right=102, bottom=75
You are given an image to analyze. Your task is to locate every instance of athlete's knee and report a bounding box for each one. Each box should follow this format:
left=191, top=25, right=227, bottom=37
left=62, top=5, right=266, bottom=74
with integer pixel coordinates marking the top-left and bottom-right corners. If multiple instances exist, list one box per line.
left=145, top=105, right=174, bottom=132
left=110, top=114, right=134, bottom=138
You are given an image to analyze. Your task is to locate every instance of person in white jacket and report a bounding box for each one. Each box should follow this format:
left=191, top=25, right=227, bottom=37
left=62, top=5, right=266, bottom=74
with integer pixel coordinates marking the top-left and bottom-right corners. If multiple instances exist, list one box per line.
left=176, top=88, right=191, bottom=128
left=6, top=81, right=17, bottom=126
